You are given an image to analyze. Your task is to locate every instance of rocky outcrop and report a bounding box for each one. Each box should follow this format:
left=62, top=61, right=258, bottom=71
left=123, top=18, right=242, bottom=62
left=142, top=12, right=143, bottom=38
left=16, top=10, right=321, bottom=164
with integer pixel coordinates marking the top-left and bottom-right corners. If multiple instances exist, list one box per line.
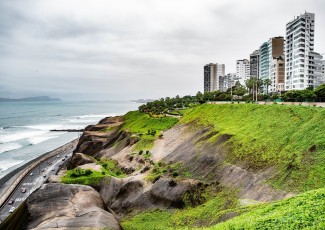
left=67, top=152, right=96, bottom=170
left=26, top=183, right=121, bottom=230
left=74, top=128, right=139, bottom=159
left=99, top=176, right=206, bottom=217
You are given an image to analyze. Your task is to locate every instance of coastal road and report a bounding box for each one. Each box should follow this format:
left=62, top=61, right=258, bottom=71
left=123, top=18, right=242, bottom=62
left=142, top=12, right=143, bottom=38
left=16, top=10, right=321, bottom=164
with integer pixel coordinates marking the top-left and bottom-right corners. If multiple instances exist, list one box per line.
left=0, top=151, right=73, bottom=222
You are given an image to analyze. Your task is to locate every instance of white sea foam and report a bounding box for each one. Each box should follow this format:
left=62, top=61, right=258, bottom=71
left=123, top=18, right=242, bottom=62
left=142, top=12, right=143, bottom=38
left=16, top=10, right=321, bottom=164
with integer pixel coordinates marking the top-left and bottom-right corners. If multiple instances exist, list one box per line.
left=75, top=114, right=115, bottom=119
left=0, top=160, right=24, bottom=173
left=0, top=130, right=47, bottom=143
left=68, top=119, right=97, bottom=124
left=27, top=132, right=64, bottom=145
left=22, top=124, right=63, bottom=131
left=0, top=142, right=23, bottom=154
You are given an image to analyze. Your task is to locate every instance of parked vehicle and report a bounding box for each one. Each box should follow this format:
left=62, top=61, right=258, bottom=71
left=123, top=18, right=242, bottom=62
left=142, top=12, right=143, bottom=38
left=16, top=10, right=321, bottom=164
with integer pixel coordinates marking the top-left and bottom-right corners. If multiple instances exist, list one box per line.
left=21, top=188, right=27, bottom=193
left=9, top=207, right=15, bottom=213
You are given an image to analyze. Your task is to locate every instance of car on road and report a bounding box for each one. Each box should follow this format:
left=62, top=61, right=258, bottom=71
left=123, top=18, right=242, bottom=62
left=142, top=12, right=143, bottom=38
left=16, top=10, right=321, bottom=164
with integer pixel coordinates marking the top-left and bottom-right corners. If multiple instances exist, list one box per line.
left=51, top=168, right=55, bottom=171
left=21, top=188, right=27, bottom=193
left=9, top=207, right=15, bottom=213
left=57, top=155, right=60, bottom=158
left=41, top=168, right=45, bottom=172
left=30, top=173, right=33, bottom=176
left=62, top=158, right=65, bottom=161
left=43, top=175, right=46, bottom=178
left=48, top=162, right=52, bottom=165
left=8, top=200, right=14, bottom=205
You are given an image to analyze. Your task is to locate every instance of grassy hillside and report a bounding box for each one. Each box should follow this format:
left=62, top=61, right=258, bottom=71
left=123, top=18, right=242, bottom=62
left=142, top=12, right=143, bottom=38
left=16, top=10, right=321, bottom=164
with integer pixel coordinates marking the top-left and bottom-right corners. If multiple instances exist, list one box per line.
left=181, top=104, right=325, bottom=192
left=208, top=187, right=325, bottom=230
left=121, top=111, right=179, bottom=150
left=122, top=188, right=325, bottom=230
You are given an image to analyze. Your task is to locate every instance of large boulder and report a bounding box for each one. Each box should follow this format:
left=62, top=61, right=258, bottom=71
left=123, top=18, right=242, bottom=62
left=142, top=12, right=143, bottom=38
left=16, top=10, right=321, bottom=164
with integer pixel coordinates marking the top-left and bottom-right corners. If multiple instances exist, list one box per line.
left=99, top=176, right=206, bottom=217
left=67, top=152, right=96, bottom=170
left=26, top=183, right=121, bottom=230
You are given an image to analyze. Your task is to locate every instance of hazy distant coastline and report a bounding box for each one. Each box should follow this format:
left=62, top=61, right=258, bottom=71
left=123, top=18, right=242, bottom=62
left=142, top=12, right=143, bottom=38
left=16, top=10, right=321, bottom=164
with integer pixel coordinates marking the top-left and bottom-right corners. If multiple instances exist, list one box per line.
left=0, top=96, right=61, bottom=102
left=131, top=99, right=154, bottom=103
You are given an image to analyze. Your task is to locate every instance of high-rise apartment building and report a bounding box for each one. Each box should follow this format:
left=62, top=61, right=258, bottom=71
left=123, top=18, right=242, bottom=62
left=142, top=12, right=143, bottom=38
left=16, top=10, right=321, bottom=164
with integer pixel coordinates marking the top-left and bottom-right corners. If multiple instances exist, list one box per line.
left=285, top=12, right=315, bottom=90
left=321, top=60, right=325, bottom=84
left=250, top=50, right=260, bottom=77
left=236, top=59, right=250, bottom=86
left=269, top=56, right=285, bottom=93
left=309, top=52, right=325, bottom=88
left=259, top=42, right=269, bottom=80
left=259, top=37, right=285, bottom=93
left=259, top=37, right=285, bottom=80
left=204, top=63, right=225, bottom=92
left=219, top=73, right=236, bottom=92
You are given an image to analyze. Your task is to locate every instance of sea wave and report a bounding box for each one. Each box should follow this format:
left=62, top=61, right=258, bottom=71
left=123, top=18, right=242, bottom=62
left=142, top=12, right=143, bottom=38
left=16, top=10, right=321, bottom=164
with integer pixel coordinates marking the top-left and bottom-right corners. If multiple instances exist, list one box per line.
left=68, top=118, right=99, bottom=123
left=0, top=160, right=24, bottom=173
left=27, top=132, right=65, bottom=145
left=0, top=142, right=23, bottom=154
left=22, top=124, right=63, bottom=131
left=0, top=130, right=47, bottom=143
left=74, top=114, right=115, bottom=119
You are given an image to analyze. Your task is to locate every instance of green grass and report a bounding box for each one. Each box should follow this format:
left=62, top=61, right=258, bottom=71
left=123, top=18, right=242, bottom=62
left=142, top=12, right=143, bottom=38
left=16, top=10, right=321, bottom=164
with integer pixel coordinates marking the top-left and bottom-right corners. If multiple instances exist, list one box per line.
left=121, top=188, right=325, bottom=230
left=207, top=188, right=325, bottom=230
left=60, top=168, right=105, bottom=185
left=180, top=104, right=325, bottom=192
left=121, top=188, right=239, bottom=230
left=61, top=159, right=125, bottom=185
left=121, top=111, right=178, bottom=150
left=146, top=161, right=191, bottom=182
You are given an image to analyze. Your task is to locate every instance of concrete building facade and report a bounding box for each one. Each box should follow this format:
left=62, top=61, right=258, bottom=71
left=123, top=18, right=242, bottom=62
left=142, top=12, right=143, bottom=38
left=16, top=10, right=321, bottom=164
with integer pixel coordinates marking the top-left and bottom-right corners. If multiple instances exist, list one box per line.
left=259, top=37, right=285, bottom=93
left=236, top=59, right=250, bottom=86
left=250, top=50, right=260, bottom=78
left=219, top=73, right=236, bottom=92
left=269, top=56, right=285, bottom=93
left=259, top=42, right=269, bottom=80
left=309, top=52, right=325, bottom=88
left=285, top=12, right=315, bottom=90
left=204, top=63, right=225, bottom=92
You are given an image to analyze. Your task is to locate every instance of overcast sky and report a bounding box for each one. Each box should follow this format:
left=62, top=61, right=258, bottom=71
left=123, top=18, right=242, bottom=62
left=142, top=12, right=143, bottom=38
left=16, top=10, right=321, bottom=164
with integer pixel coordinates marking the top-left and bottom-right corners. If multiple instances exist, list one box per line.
left=0, top=0, right=324, bottom=101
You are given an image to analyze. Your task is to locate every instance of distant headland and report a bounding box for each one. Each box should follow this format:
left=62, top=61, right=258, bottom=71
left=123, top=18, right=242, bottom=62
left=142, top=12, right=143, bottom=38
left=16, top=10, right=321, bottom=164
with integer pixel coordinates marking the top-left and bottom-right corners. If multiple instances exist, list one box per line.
left=0, top=96, right=62, bottom=102
left=131, top=99, right=154, bottom=103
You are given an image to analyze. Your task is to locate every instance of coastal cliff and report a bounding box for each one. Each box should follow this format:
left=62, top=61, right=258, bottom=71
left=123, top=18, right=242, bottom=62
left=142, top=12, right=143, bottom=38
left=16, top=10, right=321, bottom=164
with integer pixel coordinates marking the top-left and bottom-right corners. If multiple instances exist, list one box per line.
left=24, top=104, right=325, bottom=229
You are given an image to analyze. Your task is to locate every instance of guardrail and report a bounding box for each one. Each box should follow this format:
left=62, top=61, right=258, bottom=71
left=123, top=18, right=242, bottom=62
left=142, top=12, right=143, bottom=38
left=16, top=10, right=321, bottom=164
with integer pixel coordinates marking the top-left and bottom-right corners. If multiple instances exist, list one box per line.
left=0, top=139, right=78, bottom=208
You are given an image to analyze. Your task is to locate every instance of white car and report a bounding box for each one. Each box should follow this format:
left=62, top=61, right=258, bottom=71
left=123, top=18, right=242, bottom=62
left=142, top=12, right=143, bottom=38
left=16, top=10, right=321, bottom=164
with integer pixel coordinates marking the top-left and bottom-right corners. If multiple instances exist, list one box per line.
left=9, top=207, right=15, bottom=213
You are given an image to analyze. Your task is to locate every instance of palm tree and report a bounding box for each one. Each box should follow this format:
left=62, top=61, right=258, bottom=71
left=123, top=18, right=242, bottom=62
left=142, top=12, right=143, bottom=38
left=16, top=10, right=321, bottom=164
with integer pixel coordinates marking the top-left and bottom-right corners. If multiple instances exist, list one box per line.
left=263, top=79, right=272, bottom=95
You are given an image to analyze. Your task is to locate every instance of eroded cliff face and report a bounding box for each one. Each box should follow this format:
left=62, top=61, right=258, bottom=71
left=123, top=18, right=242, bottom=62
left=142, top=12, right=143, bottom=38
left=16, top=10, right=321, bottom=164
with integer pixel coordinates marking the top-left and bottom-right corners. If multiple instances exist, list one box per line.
left=26, top=183, right=121, bottom=230
left=66, top=116, right=294, bottom=218
left=26, top=114, right=294, bottom=228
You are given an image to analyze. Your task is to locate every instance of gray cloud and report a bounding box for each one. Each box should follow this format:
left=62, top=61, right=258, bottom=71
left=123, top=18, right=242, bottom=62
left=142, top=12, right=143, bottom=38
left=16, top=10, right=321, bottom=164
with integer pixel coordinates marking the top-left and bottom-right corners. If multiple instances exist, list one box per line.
left=0, top=0, right=324, bottom=100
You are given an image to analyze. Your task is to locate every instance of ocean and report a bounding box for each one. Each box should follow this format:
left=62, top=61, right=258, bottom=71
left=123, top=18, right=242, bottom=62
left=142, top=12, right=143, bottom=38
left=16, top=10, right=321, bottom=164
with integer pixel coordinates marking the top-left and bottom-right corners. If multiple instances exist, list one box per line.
left=0, top=101, right=139, bottom=178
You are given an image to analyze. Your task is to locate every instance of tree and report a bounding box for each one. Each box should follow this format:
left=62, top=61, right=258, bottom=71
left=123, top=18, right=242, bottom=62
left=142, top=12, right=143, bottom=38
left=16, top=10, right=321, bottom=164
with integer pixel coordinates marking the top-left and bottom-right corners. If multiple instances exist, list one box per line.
left=315, top=84, right=325, bottom=101
left=263, top=79, right=272, bottom=95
